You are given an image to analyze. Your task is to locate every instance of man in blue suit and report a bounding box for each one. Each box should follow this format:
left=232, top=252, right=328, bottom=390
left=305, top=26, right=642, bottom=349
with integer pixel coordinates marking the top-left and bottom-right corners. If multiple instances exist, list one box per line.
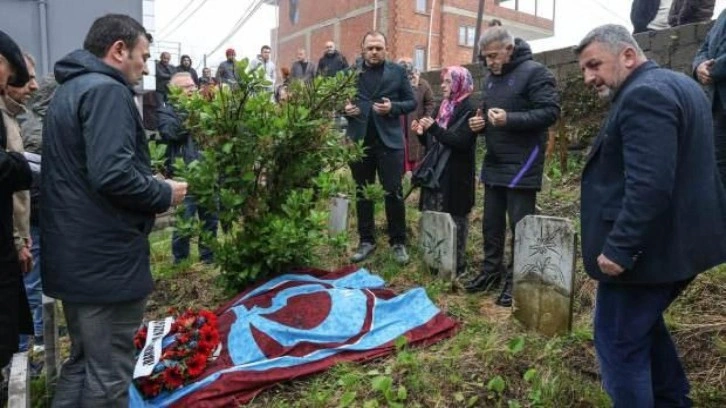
left=577, top=24, right=726, bottom=407
left=344, top=31, right=416, bottom=264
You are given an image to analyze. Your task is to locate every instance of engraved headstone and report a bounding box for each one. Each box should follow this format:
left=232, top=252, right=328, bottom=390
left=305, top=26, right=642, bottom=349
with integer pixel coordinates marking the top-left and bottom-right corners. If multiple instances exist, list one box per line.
left=8, top=351, right=29, bottom=408
left=419, top=211, right=457, bottom=280
left=328, top=195, right=349, bottom=235
left=513, top=215, right=576, bottom=336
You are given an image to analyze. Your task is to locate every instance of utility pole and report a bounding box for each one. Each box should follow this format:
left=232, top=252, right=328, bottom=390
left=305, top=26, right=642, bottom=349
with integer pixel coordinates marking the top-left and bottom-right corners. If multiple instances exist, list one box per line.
left=472, top=0, right=486, bottom=63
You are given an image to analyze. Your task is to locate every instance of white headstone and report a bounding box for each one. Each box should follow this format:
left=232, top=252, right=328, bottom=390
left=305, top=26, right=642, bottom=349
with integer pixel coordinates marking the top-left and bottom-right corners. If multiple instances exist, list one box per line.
left=513, top=215, right=576, bottom=336
left=8, top=351, right=29, bottom=408
left=328, top=195, right=349, bottom=235
left=419, top=211, right=457, bottom=280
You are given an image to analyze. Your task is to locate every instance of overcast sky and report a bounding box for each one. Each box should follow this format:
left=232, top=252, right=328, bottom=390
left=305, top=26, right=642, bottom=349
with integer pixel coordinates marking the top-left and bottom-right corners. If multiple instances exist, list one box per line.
left=152, top=0, right=726, bottom=70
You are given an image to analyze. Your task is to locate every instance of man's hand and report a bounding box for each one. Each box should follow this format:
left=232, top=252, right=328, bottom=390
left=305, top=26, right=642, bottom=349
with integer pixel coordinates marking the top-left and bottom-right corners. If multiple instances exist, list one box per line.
left=598, top=254, right=625, bottom=277
left=344, top=101, right=361, bottom=117
left=487, top=108, right=507, bottom=127
left=697, top=59, right=714, bottom=85
left=419, top=117, right=435, bottom=132
left=373, top=97, right=392, bottom=115
left=469, top=108, right=486, bottom=133
left=165, top=179, right=188, bottom=206
left=18, top=246, right=32, bottom=274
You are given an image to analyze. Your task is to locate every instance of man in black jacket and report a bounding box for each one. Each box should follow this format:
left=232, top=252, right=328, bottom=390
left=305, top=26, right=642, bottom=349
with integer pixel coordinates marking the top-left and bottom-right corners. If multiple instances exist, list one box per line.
left=0, top=28, right=33, bottom=375
left=465, top=27, right=560, bottom=307
left=41, top=15, right=187, bottom=407
left=344, top=31, right=416, bottom=264
left=576, top=24, right=726, bottom=407
left=157, top=72, right=218, bottom=264
left=318, top=41, right=349, bottom=77
left=176, top=54, right=199, bottom=86
left=155, top=51, right=174, bottom=100
left=694, top=9, right=726, bottom=190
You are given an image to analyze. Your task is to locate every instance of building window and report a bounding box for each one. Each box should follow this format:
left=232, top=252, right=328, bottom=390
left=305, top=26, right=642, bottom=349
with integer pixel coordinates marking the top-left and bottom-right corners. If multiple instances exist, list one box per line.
left=414, top=47, right=426, bottom=71
left=459, top=26, right=476, bottom=47
left=416, top=0, right=427, bottom=13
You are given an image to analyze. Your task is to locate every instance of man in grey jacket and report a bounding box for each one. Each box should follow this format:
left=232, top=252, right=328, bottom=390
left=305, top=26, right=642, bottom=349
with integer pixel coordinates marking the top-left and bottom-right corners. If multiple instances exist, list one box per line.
left=291, top=48, right=316, bottom=82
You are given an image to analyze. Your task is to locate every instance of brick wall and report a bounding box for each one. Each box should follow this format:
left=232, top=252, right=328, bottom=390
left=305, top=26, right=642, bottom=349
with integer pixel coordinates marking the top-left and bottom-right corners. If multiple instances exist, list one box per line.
left=420, top=21, right=714, bottom=101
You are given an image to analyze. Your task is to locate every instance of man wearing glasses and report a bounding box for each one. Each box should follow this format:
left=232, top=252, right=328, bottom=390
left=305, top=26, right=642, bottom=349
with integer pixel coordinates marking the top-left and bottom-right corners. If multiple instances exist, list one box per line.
left=157, top=72, right=218, bottom=264
left=465, top=27, right=560, bottom=307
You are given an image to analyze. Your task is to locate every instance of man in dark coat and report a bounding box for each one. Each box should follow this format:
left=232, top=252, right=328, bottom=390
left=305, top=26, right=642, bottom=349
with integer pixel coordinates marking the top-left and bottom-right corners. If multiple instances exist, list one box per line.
left=291, top=48, right=316, bottom=82
left=0, top=28, right=33, bottom=373
left=576, top=24, right=726, bottom=407
left=318, top=41, right=349, bottom=77
left=42, top=14, right=187, bottom=407
left=157, top=72, right=218, bottom=264
left=176, top=54, right=199, bottom=86
left=465, top=27, right=560, bottom=308
left=155, top=51, right=175, bottom=100
left=344, top=31, right=416, bottom=264
left=694, top=9, right=726, bottom=191
left=669, top=0, right=715, bottom=27
left=631, top=0, right=672, bottom=34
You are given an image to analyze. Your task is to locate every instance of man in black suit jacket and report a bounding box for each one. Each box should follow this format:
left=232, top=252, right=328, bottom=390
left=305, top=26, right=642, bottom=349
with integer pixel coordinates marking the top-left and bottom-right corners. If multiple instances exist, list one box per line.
left=344, top=31, right=416, bottom=264
left=576, top=24, right=726, bottom=407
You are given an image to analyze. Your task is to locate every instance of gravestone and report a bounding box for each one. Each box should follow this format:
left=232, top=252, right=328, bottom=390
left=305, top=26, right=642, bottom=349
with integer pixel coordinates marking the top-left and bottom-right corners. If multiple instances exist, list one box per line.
left=8, top=352, right=29, bottom=408
left=419, top=211, right=457, bottom=280
left=513, top=215, right=576, bottom=336
left=42, top=295, right=61, bottom=391
left=328, top=195, right=349, bottom=235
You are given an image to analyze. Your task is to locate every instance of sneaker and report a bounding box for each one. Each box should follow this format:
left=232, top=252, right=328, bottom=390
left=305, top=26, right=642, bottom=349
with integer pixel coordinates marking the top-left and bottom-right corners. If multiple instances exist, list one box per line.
left=391, top=244, right=409, bottom=265
left=350, top=242, right=376, bottom=263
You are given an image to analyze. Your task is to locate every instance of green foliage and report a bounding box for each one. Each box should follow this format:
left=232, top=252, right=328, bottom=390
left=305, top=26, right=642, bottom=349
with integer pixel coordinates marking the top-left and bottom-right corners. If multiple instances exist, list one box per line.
left=171, top=59, right=363, bottom=290
left=147, top=140, right=167, bottom=175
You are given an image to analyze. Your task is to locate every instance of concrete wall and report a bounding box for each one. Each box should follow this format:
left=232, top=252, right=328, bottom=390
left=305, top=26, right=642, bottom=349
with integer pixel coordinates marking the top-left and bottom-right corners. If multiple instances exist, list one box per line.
left=420, top=21, right=715, bottom=100
left=0, top=0, right=142, bottom=76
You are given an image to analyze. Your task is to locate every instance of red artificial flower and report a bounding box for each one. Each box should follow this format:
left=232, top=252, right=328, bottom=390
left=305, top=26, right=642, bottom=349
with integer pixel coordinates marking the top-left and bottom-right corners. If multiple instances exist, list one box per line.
left=134, top=325, right=148, bottom=350
left=139, top=378, right=163, bottom=398
left=163, top=366, right=185, bottom=390
left=185, top=353, right=208, bottom=378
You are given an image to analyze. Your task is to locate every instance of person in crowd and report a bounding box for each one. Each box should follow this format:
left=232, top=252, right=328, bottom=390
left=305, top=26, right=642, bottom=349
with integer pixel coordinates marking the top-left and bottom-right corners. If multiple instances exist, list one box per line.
left=317, top=41, right=349, bottom=77
left=412, top=66, right=477, bottom=277
left=41, top=14, right=187, bottom=407
left=216, top=48, right=238, bottom=86
left=344, top=31, right=416, bottom=265
left=694, top=9, right=726, bottom=191
left=398, top=60, right=434, bottom=172
left=631, top=0, right=674, bottom=34
left=576, top=24, right=726, bottom=407
left=669, top=0, right=715, bottom=27
left=176, top=54, right=199, bottom=86
left=4, top=53, right=41, bottom=354
left=155, top=51, right=174, bottom=100
left=0, top=28, right=33, bottom=377
left=291, top=48, right=316, bottom=82
left=157, top=72, right=218, bottom=264
left=249, top=45, right=276, bottom=92
left=199, top=66, right=216, bottom=86
left=465, top=27, right=560, bottom=308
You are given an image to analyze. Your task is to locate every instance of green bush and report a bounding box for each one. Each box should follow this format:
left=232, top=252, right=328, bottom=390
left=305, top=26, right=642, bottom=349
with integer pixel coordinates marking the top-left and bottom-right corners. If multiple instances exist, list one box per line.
left=170, top=59, right=363, bottom=290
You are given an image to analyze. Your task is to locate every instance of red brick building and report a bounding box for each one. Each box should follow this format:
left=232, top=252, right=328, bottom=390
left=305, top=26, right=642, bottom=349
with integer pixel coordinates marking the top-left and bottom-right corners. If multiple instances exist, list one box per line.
left=268, top=0, right=554, bottom=75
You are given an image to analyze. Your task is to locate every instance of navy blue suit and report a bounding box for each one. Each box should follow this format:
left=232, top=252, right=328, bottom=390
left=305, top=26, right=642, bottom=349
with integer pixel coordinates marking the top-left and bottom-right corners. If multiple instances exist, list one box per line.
left=581, top=61, right=726, bottom=407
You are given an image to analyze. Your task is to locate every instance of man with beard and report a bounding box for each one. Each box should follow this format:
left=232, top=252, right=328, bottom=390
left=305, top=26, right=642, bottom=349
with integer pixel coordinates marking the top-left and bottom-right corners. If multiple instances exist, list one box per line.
left=176, top=54, right=199, bottom=86
left=576, top=24, right=726, bottom=406
left=317, top=41, right=349, bottom=77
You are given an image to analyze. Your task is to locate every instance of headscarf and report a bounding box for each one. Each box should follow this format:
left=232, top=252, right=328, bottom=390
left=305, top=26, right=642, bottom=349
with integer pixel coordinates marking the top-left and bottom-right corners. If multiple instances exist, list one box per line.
left=435, top=66, right=473, bottom=129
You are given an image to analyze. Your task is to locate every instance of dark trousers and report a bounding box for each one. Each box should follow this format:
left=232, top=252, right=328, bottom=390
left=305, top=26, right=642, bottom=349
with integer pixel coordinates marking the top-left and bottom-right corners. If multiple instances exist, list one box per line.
left=52, top=298, right=146, bottom=408
left=172, top=196, right=218, bottom=264
left=594, top=280, right=693, bottom=407
left=712, top=107, right=726, bottom=192
left=482, top=185, right=536, bottom=277
left=350, top=142, right=406, bottom=245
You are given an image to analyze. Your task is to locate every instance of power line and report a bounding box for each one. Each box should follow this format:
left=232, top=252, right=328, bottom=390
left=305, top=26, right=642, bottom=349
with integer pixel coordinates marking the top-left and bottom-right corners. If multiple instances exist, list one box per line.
left=159, top=0, right=209, bottom=38
left=204, top=0, right=266, bottom=59
left=584, top=0, right=629, bottom=25
left=155, top=0, right=196, bottom=35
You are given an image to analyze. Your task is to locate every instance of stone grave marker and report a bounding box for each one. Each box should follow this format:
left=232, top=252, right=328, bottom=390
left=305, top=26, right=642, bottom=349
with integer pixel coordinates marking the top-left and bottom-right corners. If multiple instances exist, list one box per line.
left=328, top=195, right=349, bottom=235
left=8, top=351, right=29, bottom=408
left=513, top=215, right=576, bottom=336
left=419, top=211, right=457, bottom=280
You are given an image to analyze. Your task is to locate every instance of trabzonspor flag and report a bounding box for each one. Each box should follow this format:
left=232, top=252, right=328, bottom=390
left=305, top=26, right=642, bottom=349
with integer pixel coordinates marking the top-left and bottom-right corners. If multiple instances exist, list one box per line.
left=129, top=266, right=459, bottom=407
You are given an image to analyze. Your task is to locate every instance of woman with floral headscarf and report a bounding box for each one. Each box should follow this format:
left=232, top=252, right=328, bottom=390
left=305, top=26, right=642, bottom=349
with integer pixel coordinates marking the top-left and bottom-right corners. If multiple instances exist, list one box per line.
left=412, top=66, right=477, bottom=277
